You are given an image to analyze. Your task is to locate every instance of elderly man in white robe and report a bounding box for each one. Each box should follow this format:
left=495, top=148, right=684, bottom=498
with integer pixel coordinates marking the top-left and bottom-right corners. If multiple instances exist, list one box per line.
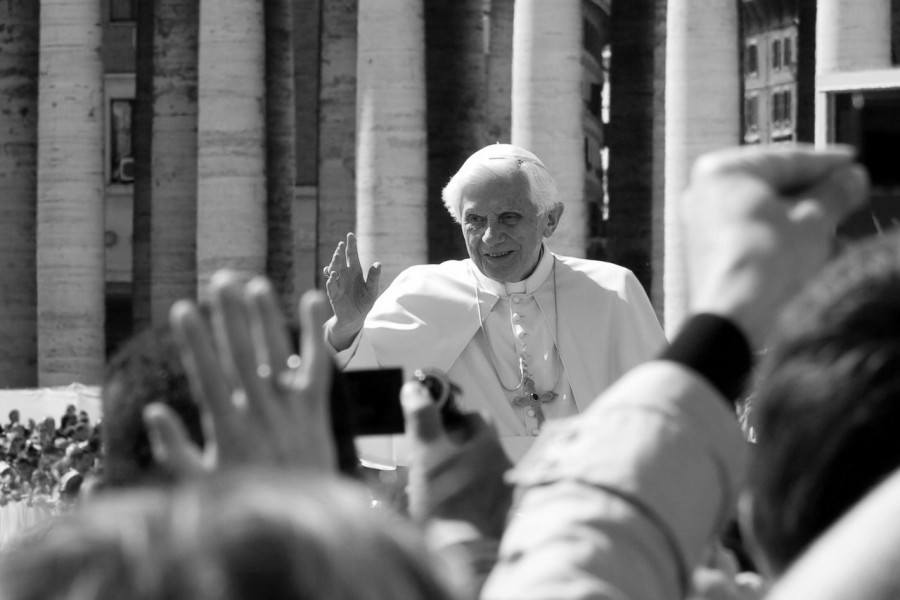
left=324, top=144, right=666, bottom=465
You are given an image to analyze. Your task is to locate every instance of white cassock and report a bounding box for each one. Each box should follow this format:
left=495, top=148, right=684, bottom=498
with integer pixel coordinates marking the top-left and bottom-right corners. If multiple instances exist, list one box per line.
left=330, top=246, right=667, bottom=466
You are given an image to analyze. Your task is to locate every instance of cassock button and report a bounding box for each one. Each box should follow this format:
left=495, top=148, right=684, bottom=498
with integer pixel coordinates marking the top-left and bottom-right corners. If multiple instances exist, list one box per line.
left=531, top=428, right=541, bottom=436
left=525, top=408, right=535, bottom=418
left=513, top=313, right=523, bottom=322
left=513, top=297, right=521, bottom=304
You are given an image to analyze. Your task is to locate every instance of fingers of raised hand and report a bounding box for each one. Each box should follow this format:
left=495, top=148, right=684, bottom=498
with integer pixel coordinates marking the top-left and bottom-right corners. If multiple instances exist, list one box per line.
left=788, top=163, right=869, bottom=230
left=294, top=291, right=333, bottom=409
left=245, top=277, right=294, bottom=379
left=143, top=403, right=207, bottom=479
left=691, top=144, right=858, bottom=194
left=272, top=290, right=336, bottom=471
left=345, top=232, right=361, bottom=267
left=169, top=298, right=234, bottom=432
left=209, top=272, right=274, bottom=430
left=324, top=242, right=346, bottom=282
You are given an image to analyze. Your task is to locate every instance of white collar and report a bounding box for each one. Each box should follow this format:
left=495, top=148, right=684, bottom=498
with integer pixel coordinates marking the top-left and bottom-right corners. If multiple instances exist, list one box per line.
left=470, top=244, right=554, bottom=297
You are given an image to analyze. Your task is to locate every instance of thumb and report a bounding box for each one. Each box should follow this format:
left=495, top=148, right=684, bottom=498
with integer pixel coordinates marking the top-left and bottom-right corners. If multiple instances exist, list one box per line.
left=401, top=381, right=445, bottom=444
left=789, top=163, right=869, bottom=229
left=366, top=263, right=382, bottom=290
left=143, top=403, right=206, bottom=479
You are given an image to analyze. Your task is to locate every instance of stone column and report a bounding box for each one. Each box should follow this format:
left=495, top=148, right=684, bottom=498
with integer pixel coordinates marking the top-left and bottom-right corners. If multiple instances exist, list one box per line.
left=425, top=0, right=486, bottom=263
left=37, top=0, right=106, bottom=385
left=484, top=0, right=514, bottom=145
left=151, top=0, right=200, bottom=322
left=196, top=0, right=266, bottom=292
left=265, top=0, right=297, bottom=313
left=663, top=0, right=740, bottom=335
left=0, top=1, right=38, bottom=386
left=316, top=0, right=356, bottom=286
left=356, top=0, right=428, bottom=285
left=511, top=0, right=585, bottom=258
left=133, top=0, right=200, bottom=329
left=815, top=0, right=892, bottom=144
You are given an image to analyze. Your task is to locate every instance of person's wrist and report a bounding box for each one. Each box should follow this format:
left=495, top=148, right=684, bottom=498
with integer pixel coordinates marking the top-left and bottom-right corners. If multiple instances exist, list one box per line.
left=661, top=313, right=754, bottom=404
left=689, top=270, right=775, bottom=351
left=324, top=316, right=362, bottom=351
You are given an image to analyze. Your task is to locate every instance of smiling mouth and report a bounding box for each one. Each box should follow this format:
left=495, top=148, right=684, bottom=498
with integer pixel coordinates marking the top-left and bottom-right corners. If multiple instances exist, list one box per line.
left=484, top=250, right=513, bottom=259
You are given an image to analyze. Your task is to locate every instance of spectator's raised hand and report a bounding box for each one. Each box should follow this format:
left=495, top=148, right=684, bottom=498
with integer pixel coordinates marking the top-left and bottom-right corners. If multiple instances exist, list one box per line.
left=402, top=381, right=513, bottom=539
left=680, top=144, right=869, bottom=348
left=144, top=271, right=337, bottom=478
left=323, top=232, right=382, bottom=351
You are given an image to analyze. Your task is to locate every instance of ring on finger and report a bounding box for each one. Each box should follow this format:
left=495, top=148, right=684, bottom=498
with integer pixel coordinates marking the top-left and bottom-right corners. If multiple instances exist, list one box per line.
left=256, top=364, right=273, bottom=380
left=231, top=388, right=248, bottom=410
left=275, top=355, right=303, bottom=390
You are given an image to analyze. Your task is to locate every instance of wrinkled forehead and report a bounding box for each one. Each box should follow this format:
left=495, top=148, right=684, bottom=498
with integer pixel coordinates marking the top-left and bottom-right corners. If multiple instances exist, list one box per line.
left=460, top=171, right=535, bottom=213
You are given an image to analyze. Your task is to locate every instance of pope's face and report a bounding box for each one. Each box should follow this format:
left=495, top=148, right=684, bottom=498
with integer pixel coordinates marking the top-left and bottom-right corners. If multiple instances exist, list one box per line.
left=460, top=174, right=560, bottom=283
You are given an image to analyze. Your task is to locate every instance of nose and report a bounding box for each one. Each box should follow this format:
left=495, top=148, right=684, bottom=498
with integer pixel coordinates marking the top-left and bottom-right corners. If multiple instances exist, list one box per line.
left=483, top=219, right=505, bottom=245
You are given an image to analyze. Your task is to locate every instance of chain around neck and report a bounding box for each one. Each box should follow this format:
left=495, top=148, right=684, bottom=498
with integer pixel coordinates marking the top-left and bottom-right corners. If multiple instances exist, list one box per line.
left=471, top=257, right=562, bottom=393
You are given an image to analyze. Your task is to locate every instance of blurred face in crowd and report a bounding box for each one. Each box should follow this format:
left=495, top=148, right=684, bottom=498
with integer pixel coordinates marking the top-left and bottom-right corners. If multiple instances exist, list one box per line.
left=460, top=171, right=562, bottom=283
left=16, top=461, right=34, bottom=483
left=73, top=453, right=94, bottom=474
left=8, top=435, right=25, bottom=456
left=72, top=424, right=91, bottom=443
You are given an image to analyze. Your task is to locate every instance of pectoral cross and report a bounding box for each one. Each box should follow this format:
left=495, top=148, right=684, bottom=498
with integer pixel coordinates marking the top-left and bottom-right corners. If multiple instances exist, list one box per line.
left=512, top=376, right=558, bottom=427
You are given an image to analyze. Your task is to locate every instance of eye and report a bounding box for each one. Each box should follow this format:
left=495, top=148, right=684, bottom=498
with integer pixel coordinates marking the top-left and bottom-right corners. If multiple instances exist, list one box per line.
left=464, top=214, right=486, bottom=228
left=499, top=213, right=522, bottom=225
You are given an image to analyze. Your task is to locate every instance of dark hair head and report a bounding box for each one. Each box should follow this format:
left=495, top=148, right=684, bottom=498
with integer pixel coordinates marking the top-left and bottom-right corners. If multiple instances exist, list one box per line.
left=101, top=324, right=204, bottom=488
left=748, top=231, right=900, bottom=573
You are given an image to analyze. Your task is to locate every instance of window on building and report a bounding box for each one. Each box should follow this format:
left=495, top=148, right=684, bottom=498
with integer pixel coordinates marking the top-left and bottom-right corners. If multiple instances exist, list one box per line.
left=109, top=99, right=134, bottom=184
left=109, top=0, right=136, bottom=22
left=770, top=87, right=796, bottom=143
left=772, top=90, right=784, bottom=125
left=582, top=19, right=603, bottom=59
left=784, top=89, right=792, bottom=125
left=770, top=89, right=794, bottom=132
left=744, top=94, right=760, bottom=142
left=783, top=36, right=793, bottom=68
left=772, top=39, right=782, bottom=70
left=588, top=83, right=602, bottom=117
left=745, top=96, right=759, bottom=130
left=746, top=41, right=759, bottom=76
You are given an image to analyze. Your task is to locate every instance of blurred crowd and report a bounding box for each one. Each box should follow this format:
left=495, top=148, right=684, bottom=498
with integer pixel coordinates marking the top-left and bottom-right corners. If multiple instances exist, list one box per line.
left=0, top=407, right=100, bottom=511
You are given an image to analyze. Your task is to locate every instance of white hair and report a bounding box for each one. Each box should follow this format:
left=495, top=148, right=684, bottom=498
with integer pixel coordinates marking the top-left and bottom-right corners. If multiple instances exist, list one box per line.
left=441, top=144, right=559, bottom=223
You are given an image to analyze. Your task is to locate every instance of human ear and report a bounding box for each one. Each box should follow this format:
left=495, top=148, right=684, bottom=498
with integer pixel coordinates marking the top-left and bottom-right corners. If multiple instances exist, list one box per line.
left=543, top=203, right=565, bottom=237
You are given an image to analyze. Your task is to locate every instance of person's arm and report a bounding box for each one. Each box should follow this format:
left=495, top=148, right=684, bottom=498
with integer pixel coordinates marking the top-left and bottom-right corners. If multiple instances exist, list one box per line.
left=481, top=144, right=868, bottom=600
left=323, top=232, right=381, bottom=351
left=402, top=380, right=514, bottom=595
